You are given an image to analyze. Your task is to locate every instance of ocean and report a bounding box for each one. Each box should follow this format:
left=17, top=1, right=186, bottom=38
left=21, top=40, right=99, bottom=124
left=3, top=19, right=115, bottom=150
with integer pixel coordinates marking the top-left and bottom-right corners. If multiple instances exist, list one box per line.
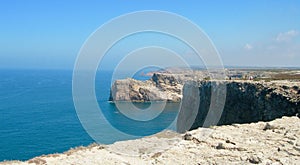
left=0, top=69, right=179, bottom=161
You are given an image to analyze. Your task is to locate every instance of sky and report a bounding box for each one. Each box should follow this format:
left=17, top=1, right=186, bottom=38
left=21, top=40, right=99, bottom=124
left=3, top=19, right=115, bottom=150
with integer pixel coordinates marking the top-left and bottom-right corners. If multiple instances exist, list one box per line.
left=0, top=0, right=299, bottom=69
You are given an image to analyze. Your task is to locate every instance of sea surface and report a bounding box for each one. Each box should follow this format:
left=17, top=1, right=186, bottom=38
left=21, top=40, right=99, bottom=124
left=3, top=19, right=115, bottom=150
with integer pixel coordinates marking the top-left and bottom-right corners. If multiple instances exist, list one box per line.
left=0, top=69, right=179, bottom=161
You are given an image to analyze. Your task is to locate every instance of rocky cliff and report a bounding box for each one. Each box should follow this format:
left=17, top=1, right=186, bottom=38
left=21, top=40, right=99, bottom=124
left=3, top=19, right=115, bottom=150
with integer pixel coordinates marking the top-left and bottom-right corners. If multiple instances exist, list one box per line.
left=178, top=80, right=300, bottom=132
left=109, top=68, right=300, bottom=103
left=109, top=73, right=184, bottom=102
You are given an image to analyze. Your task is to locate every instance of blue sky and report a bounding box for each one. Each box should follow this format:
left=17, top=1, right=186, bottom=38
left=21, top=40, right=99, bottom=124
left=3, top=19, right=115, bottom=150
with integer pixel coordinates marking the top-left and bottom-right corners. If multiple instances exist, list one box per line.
left=0, top=0, right=299, bottom=69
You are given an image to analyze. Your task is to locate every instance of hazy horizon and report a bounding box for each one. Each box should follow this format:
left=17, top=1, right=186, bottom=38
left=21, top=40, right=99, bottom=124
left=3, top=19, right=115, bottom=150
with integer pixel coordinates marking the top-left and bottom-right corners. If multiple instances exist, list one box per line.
left=0, top=1, right=299, bottom=70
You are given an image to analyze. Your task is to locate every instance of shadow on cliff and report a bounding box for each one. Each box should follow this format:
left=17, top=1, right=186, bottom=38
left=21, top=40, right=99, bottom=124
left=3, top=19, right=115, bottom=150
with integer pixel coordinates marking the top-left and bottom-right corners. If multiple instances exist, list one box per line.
left=177, top=81, right=300, bottom=133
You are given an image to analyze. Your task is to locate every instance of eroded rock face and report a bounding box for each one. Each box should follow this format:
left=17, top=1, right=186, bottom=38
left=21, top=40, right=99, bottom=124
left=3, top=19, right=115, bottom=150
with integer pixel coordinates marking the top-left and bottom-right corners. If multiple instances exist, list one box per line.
left=179, top=80, right=300, bottom=131
left=109, top=73, right=183, bottom=102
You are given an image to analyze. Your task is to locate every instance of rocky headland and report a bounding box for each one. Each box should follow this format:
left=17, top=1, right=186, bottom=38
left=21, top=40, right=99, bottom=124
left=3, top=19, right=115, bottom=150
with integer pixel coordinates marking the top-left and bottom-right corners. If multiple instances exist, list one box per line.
left=109, top=68, right=300, bottom=131
left=109, top=73, right=185, bottom=102
left=109, top=68, right=300, bottom=103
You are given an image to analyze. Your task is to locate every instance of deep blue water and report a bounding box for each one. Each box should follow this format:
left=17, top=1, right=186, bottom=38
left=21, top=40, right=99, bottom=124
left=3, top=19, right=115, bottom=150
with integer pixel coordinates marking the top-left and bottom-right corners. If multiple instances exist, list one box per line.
left=0, top=69, right=179, bottom=161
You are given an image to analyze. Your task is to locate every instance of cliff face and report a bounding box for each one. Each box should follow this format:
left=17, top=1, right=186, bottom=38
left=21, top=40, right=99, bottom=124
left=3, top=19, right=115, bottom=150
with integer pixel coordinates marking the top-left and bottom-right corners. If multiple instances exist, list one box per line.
left=109, top=73, right=183, bottom=102
left=179, top=80, right=300, bottom=131
left=109, top=69, right=300, bottom=103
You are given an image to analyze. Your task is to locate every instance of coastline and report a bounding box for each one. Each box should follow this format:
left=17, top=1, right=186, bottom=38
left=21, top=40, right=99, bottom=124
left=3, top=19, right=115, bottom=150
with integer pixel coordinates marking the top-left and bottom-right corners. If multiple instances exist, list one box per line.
left=1, top=69, right=299, bottom=163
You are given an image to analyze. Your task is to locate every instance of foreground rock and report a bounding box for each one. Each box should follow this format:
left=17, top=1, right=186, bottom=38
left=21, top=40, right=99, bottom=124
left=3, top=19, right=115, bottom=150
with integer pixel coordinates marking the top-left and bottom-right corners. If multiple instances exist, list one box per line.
left=2, top=116, right=299, bottom=165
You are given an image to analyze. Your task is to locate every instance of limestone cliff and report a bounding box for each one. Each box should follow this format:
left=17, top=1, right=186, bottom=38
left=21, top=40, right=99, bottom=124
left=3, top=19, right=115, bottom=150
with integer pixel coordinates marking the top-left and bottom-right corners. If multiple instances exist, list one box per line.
left=109, top=73, right=183, bottom=102
left=178, top=80, right=300, bottom=132
left=109, top=68, right=300, bottom=103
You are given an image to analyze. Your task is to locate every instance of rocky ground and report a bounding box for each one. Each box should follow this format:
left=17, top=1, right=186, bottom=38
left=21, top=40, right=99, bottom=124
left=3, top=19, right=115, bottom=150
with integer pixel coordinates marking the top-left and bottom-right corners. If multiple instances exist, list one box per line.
left=2, top=116, right=299, bottom=165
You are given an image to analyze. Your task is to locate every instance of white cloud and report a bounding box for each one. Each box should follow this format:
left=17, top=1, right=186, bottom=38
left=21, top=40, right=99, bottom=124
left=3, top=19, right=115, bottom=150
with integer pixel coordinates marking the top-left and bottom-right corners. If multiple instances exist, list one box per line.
left=244, top=43, right=253, bottom=50
left=276, top=30, right=299, bottom=42
left=231, top=29, right=300, bottom=66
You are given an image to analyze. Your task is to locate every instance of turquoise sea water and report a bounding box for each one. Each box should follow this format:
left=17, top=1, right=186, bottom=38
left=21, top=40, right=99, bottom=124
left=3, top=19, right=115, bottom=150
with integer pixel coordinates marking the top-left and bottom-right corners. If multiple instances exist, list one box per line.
left=0, top=70, right=179, bottom=161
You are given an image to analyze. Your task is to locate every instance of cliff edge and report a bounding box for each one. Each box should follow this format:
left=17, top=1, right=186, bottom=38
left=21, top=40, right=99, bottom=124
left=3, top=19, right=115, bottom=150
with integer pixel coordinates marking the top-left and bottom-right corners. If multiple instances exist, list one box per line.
left=178, top=80, right=300, bottom=132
